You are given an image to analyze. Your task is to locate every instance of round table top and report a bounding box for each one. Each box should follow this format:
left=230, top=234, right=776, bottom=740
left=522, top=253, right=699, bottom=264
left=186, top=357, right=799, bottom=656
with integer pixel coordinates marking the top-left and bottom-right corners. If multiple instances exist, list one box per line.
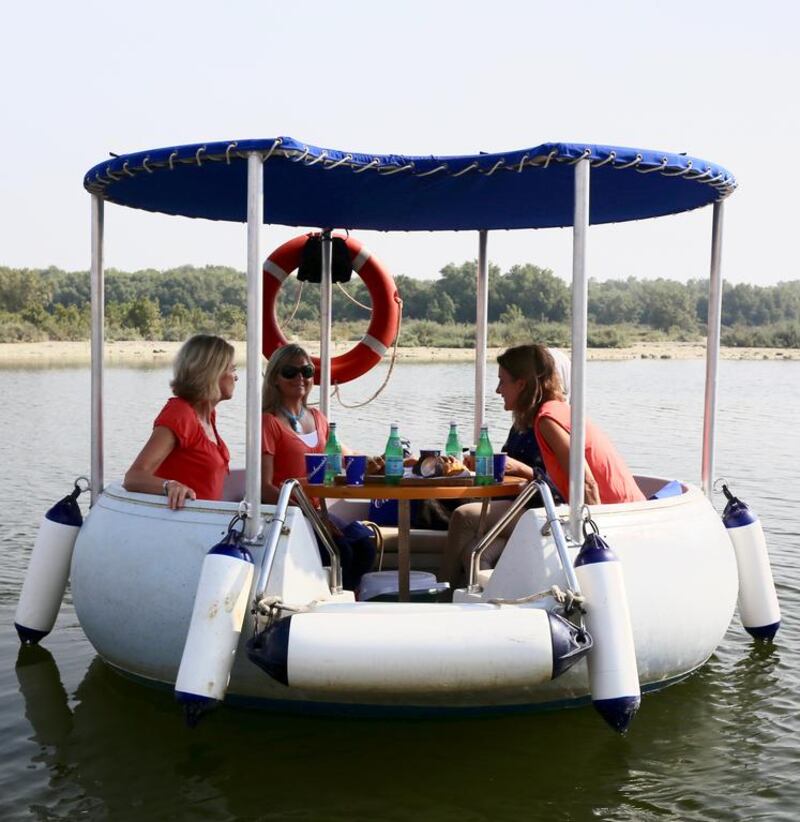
left=300, top=475, right=527, bottom=500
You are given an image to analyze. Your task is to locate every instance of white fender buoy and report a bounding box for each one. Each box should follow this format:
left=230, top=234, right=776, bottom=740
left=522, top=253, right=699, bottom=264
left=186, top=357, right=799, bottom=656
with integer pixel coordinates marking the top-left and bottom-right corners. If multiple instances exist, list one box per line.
left=15, top=480, right=87, bottom=645
left=722, top=484, right=780, bottom=641
left=574, top=524, right=640, bottom=733
left=175, top=519, right=254, bottom=724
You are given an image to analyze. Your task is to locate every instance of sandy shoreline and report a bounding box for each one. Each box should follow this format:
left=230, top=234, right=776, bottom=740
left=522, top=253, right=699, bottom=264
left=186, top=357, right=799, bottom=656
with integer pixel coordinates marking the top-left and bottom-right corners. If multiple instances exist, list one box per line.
left=0, top=339, right=797, bottom=366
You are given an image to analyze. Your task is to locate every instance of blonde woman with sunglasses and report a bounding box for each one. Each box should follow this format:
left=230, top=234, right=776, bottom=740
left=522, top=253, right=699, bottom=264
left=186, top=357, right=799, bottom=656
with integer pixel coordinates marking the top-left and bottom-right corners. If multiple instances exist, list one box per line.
left=261, top=343, right=331, bottom=505
left=261, top=344, right=375, bottom=590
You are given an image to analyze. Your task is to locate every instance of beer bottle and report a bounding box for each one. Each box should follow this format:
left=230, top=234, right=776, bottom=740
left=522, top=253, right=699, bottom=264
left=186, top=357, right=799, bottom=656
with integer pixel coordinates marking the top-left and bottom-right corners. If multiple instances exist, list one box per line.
left=384, top=423, right=404, bottom=486
left=475, top=425, right=494, bottom=486
left=324, top=422, right=343, bottom=486
left=444, top=420, right=462, bottom=457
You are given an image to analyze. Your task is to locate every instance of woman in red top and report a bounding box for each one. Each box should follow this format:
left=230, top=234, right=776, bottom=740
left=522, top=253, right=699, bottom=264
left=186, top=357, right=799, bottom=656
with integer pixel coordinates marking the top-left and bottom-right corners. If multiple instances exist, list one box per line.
left=499, top=344, right=644, bottom=505
left=261, top=345, right=375, bottom=590
left=260, top=344, right=329, bottom=503
left=124, top=334, right=237, bottom=509
left=441, top=344, right=642, bottom=588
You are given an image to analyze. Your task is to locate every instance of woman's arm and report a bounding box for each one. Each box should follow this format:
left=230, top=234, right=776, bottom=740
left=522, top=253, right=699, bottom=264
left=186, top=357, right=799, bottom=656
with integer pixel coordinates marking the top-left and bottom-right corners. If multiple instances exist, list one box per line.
left=123, top=426, right=197, bottom=509
left=260, top=453, right=281, bottom=504
left=503, top=455, right=535, bottom=480
left=537, top=417, right=600, bottom=505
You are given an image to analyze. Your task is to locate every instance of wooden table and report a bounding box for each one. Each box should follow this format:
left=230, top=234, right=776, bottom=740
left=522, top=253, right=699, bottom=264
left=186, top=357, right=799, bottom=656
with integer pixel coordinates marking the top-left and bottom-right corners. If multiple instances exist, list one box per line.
left=302, top=476, right=525, bottom=600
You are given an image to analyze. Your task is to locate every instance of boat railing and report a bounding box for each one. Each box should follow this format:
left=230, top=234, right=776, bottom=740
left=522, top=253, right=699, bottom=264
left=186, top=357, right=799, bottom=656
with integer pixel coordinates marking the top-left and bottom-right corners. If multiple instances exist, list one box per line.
left=467, top=480, right=582, bottom=598
left=254, top=479, right=343, bottom=601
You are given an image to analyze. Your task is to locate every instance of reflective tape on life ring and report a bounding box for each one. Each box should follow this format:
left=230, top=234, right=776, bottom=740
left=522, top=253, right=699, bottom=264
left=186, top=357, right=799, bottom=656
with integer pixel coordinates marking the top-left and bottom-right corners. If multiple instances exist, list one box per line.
left=262, top=234, right=400, bottom=385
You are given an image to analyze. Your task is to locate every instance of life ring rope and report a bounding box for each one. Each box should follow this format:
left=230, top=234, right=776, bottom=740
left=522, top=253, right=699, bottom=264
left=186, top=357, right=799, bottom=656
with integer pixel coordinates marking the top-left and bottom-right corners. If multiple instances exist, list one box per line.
left=330, top=298, right=403, bottom=409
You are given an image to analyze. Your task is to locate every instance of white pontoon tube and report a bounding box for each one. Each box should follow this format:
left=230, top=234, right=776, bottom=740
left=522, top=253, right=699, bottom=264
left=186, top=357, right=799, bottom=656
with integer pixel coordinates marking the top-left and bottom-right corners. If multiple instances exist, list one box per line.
left=247, top=604, right=590, bottom=694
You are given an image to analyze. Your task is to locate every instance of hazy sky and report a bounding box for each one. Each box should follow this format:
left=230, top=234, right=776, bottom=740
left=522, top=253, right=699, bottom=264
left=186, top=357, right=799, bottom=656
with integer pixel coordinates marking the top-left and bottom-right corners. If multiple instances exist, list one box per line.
left=2, top=0, right=797, bottom=286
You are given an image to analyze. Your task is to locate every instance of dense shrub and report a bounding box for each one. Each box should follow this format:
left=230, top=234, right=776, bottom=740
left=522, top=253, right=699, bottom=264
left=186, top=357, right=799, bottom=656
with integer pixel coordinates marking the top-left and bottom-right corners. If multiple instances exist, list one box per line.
left=0, top=264, right=797, bottom=348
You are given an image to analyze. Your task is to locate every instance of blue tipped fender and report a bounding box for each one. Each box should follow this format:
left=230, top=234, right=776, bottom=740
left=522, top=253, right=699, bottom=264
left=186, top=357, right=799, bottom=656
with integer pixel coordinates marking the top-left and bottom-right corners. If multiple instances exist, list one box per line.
left=175, top=516, right=254, bottom=723
left=574, top=521, right=641, bottom=733
left=721, top=484, right=780, bottom=641
left=15, top=479, right=88, bottom=645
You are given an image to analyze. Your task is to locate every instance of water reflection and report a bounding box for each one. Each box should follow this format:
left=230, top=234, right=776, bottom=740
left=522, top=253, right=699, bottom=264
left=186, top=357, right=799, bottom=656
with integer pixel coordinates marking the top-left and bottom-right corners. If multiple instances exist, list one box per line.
left=15, top=646, right=73, bottom=748
left=11, top=635, right=795, bottom=822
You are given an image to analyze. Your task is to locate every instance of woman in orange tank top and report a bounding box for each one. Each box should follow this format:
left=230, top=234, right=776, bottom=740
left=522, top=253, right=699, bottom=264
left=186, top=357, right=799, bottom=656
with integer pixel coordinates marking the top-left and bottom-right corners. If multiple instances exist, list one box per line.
left=497, top=344, right=644, bottom=505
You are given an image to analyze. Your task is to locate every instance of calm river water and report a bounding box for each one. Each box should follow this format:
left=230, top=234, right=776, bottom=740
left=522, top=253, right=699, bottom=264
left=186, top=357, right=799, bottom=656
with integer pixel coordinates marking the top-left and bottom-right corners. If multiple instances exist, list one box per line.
left=0, top=358, right=798, bottom=821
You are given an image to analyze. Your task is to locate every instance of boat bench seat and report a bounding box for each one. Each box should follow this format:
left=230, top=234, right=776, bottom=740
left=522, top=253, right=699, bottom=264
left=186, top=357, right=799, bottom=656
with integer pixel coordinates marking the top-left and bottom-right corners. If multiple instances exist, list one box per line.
left=374, top=527, right=447, bottom=573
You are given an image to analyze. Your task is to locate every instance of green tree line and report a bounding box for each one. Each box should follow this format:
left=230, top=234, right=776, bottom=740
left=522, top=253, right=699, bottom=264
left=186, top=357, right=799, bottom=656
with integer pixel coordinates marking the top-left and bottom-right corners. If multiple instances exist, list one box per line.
left=1, top=262, right=798, bottom=348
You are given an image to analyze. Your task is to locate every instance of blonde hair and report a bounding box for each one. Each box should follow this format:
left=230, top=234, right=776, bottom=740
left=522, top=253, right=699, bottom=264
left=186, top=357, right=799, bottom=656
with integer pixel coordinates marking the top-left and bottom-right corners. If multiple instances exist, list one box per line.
left=171, top=334, right=235, bottom=404
left=262, top=344, right=313, bottom=414
left=497, top=344, right=564, bottom=431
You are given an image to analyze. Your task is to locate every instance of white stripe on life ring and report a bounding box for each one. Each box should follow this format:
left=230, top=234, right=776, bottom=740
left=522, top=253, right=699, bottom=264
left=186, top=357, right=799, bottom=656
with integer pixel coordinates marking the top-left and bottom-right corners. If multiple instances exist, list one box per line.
left=352, top=248, right=371, bottom=273
left=362, top=334, right=388, bottom=357
left=265, top=260, right=289, bottom=282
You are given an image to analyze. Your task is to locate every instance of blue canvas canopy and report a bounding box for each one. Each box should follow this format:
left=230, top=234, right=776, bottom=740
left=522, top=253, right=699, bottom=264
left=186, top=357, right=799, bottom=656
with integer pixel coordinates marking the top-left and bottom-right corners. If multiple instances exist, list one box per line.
left=84, top=137, right=735, bottom=231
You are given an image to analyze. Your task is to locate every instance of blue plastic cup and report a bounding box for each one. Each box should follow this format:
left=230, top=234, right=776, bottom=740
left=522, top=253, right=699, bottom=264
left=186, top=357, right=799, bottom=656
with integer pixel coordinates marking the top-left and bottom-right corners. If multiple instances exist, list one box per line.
left=493, top=452, right=508, bottom=483
left=344, top=454, right=367, bottom=486
left=305, top=454, right=327, bottom=485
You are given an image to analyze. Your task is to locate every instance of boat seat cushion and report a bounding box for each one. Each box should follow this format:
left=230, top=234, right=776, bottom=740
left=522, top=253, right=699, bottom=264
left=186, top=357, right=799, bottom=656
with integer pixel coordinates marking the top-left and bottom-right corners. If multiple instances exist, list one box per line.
left=373, top=527, right=447, bottom=574
left=649, top=480, right=684, bottom=500
left=377, top=527, right=447, bottom=554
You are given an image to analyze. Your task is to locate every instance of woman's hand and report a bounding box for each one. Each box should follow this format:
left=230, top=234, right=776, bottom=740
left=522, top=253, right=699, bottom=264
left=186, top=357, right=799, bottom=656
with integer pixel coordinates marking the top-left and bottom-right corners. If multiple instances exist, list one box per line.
left=367, top=456, right=385, bottom=475
left=163, top=479, right=197, bottom=510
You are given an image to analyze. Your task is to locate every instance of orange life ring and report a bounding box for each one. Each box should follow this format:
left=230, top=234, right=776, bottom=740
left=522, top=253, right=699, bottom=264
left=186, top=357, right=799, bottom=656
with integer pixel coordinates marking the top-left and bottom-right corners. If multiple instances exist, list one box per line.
left=262, top=233, right=400, bottom=384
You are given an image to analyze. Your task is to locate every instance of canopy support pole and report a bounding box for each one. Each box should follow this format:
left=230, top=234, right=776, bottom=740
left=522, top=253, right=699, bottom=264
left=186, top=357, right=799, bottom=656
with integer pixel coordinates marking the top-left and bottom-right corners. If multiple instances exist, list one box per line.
left=320, top=230, right=332, bottom=419
left=244, top=152, right=264, bottom=541
left=701, top=201, right=725, bottom=497
left=90, top=194, right=105, bottom=506
left=474, top=230, right=489, bottom=444
left=569, top=158, right=590, bottom=540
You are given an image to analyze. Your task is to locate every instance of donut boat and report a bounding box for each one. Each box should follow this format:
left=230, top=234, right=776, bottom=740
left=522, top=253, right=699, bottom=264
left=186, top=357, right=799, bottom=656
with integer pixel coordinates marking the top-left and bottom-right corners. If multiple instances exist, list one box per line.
left=14, top=137, right=778, bottom=732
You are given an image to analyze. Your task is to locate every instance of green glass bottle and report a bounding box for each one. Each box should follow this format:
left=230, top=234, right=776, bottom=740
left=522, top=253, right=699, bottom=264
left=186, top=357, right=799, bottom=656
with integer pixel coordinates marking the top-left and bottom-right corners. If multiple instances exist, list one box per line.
left=474, top=424, right=494, bottom=486
left=444, top=420, right=462, bottom=457
left=384, top=423, right=404, bottom=485
left=324, top=422, right=343, bottom=486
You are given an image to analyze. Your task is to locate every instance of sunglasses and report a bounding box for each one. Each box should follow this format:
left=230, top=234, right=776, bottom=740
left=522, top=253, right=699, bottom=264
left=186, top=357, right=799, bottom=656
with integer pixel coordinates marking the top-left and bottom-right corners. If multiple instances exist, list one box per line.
left=280, top=364, right=315, bottom=380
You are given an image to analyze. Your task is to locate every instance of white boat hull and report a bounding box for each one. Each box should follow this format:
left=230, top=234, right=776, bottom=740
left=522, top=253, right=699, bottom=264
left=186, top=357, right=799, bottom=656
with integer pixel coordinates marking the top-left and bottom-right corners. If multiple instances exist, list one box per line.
left=70, top=479, right=738, bottom=712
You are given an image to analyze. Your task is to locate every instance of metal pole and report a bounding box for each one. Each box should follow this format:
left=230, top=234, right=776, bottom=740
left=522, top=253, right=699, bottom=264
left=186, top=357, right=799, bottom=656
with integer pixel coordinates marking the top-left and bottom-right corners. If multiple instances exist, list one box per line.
left=319, top=230, right=333, bottom=418
left=90, top=194, right=104, bottom=506
left=474, top=230, right=489, bottom=444
left=244, top=152, right=264, bottom=541
left=90, top=194, right=105, bottom=505
left=569, top=159, right=590, bottom=539
left=702, top=201, right=725, bottom=497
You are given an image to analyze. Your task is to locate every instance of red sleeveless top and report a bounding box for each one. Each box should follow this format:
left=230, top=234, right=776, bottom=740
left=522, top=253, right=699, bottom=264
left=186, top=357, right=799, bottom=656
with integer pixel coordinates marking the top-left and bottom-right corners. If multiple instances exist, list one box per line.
left=534, top=400, right=644, bottom=504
